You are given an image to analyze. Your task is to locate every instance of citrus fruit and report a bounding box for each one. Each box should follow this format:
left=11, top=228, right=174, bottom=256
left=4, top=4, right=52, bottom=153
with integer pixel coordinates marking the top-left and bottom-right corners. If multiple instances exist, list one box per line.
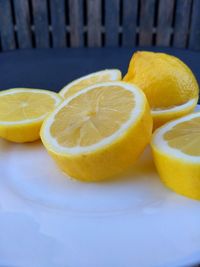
left=151, top=112, right=200, bottom=200
left=59, top=69, right=122, bottom=99
left=152, top=98, right=198, bottom=129
left=0, top=88, right=62, bottom=143
left=123, top=51, right=199, bottom=129
left=41, top=82, right=153, bottom=182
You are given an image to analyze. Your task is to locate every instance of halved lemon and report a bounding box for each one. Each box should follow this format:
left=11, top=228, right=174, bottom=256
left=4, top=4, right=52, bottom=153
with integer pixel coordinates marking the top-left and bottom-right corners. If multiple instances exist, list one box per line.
left=151, top=112, right=200, bottom=200
left=0, top=88, right=62, bottom=143
left=124, top=51, right=199, bottom=129
left=152, top=98, right=198, bottom=129
left=59, top=69, right=122, bottom=99
left=41, top=82, right=153, bottom=182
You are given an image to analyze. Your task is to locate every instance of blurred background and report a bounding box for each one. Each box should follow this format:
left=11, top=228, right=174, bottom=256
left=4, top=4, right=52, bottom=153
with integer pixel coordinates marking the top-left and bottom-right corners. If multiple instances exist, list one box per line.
left=0, top=0, right=199, bottom=52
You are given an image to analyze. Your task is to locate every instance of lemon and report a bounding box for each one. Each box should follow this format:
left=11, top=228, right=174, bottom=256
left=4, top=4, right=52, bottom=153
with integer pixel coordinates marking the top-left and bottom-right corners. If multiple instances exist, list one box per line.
left=0, top=88, right=62, bottom=143
left=152, top=98, right=198, bottom=129
left=124, top=51, right=199, bottom=129
left=151, top=112, right=200, bottom=200
left=41, top=82, right=152, bottom=182
left=59, top=69, right=122, bottom=99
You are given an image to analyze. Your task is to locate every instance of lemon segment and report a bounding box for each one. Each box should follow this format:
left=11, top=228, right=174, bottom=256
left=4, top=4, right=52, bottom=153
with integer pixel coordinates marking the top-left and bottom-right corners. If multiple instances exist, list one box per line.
left=124, top=51, right=199, bottom=128
left=41, top=82, right=153, bottom=182
left=59, top=69, right=122, bottom=99
left=151, top=112, right=200, bottom=200
left=0, top=88, right=62, bottom=143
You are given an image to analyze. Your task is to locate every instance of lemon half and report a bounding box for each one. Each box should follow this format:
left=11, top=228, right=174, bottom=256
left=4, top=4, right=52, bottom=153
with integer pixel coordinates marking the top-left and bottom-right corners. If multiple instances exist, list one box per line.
left=151, top=112, right=200, bottom=200
left=59, top=69, right=122, bottom=99
left=41, top=82, right=152, bottom=181
left=124, top=51, right=199, bottom=129
left=0, top=88, right=62, bottom=143
left=152, top=98, right=198, bottom=129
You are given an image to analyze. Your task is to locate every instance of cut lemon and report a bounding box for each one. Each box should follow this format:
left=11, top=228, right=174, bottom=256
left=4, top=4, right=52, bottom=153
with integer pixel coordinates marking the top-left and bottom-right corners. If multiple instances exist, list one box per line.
left=0, top=88, right=62, bottom=143
left=59, top=69, right=122, bottom=99
left=151, top=112, right=200, bottom=200
left=123, top=51, right=199, bottom=128
left=41, top=82, right=153, bottom=182
left=152, top=98, right=198, bottom=129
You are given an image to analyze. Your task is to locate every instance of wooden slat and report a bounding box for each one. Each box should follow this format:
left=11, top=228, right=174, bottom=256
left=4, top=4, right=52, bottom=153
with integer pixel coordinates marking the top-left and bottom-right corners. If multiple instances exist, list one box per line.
left=189, top=0, right=200, bottom=50
left=0, top=0, right=16, bottom=51
left=105, top=0, right=120, bottom=46
left=122, top=0, right=138, bottom=46
left=50, top=0, right=66, bottom=47
left=87, top=0, right=101, bottom=47
left=139, top=0, right=156, bottom=46
left=173, top=0, right=192, bottom=49
left=69, top=0, right=84, bottom=47
left=156, top=0, right=175, bottom=46
left=13, top=0, right=32, bottom=49
left=31, top=0, right=49, bottom=48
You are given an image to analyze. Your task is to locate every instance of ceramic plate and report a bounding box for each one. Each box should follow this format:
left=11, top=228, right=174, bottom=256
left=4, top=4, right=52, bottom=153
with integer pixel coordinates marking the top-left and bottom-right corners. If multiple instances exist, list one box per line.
left=0, top=106, right=200, bottom=267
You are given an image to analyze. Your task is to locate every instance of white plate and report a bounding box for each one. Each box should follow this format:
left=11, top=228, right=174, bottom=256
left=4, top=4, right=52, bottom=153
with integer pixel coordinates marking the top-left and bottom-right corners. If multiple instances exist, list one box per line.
left=0, top=107, right=200, bottom=267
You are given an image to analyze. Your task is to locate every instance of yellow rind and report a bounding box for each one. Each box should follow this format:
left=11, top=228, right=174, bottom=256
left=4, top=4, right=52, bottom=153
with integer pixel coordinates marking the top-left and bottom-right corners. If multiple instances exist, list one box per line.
left=151, top=142, right=200, bottom=200
left=124, top=51, right=199, bottom=108
left=123, top=51, right=199, bottom=129
left=0, top=119, right=45, bottom=143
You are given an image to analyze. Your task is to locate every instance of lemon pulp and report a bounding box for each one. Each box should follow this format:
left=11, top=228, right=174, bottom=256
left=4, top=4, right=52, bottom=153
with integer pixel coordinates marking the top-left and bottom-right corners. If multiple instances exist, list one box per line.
left=61, top=70, right=122, bottom=99
left=164, top=117, right=200, bottom=156
left=51, top=86, right=134, bottom=147
left=0, top=92, right=56, bottom=122
left=0, top=88, right=62, bottom=143
left=63, top=73, right=114, bottom=99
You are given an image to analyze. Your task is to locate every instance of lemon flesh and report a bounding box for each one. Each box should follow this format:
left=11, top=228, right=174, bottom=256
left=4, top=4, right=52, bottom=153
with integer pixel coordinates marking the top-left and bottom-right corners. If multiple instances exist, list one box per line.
left=0, top=88, right=62, bottom=143
left=60, top=69, right=122, bottom=99
left=151, top=112, right=200, bottom=200
left=164, top=117, right=200, bottom=156
left=152, top=98, right=198, bottom=129
left=41, top=82, right=153, bottom=182
left=52, top=86, right=134, bottom=147
left=0, top=92, right=56, bottom=121
left=124, top=51, right=199, bottom=128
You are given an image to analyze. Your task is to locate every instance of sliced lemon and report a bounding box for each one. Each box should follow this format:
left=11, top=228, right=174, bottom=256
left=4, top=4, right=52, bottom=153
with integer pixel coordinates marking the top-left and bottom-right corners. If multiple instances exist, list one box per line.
left=0, top=88, right=62, bottom=143
left=41, top=82, right=153, bottom=182
left=152, top=98, right=198, bottom=129
left=151, top=112, right=200, bottom=200
left=124, top=51, right=199, bottom=128
left=59, top=69, right=122, bottom=99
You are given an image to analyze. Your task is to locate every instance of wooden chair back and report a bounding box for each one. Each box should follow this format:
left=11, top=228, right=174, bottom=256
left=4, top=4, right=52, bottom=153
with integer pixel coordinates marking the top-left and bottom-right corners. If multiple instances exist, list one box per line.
left=0, top=0, right=199, bottom=52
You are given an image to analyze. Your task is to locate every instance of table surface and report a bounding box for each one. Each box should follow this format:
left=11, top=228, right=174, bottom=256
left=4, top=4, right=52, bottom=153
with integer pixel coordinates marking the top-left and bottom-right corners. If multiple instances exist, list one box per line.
left=0, top=47, right=200, bottom=103
left=0, top=48, right=200, bottom=267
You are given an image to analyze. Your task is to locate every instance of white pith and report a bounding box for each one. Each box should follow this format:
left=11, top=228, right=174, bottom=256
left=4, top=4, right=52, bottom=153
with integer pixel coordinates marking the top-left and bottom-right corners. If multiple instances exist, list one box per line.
left=59, top=69, right=121, bottom=97
left=42, top=82, right=146, bottom=155
left=152, top=111, right=200, bottom=163
left=0, top=88, right=62, bottom=125
left=151, top=98, right=197, bottom=114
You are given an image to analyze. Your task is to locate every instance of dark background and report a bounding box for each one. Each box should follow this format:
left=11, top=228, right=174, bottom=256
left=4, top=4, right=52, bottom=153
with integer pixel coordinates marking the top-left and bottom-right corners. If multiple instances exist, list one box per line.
left=0, top=47, right=199, bottom=106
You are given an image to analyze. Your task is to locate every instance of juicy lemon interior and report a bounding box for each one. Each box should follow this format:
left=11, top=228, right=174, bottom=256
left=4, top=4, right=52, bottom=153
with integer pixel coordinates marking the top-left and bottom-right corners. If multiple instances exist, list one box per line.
left=164, top=117, right=200, bottom=156
left=0, top=92, right=55, bottom=122
left=63, top=73, right=112, bottom=99
left=50, top=86, right=135, bottom=147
